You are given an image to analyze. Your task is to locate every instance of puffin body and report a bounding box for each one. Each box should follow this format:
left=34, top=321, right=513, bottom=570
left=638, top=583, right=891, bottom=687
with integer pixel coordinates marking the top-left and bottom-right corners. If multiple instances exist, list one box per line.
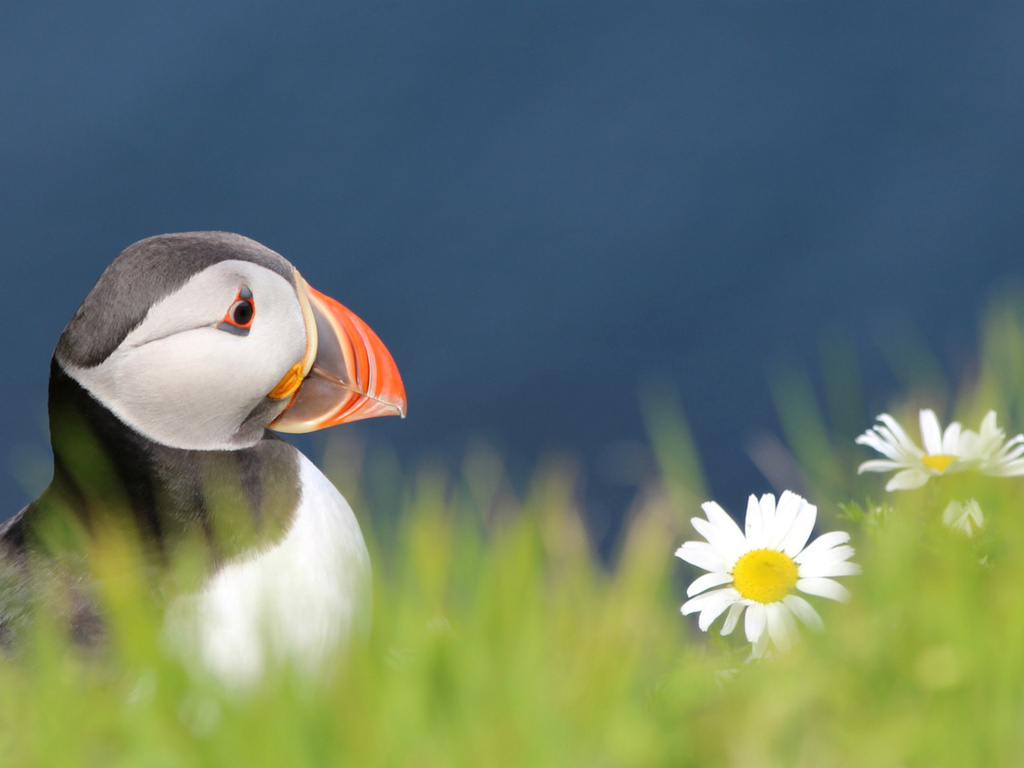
left=0, top=232, right=406, bottom=682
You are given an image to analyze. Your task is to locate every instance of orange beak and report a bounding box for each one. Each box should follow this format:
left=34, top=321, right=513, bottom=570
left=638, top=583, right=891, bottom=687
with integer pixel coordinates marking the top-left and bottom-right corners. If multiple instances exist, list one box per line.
left=269, top=274, right=407, bottom=433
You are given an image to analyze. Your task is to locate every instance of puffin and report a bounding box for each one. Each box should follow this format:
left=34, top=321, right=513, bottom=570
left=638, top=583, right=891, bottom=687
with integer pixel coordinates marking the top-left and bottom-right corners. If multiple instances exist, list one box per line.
left=0, top=231, right=406, bottom=683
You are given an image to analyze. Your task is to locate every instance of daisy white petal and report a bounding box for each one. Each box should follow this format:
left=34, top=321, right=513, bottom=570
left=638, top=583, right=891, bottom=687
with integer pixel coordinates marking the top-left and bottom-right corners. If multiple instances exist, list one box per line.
left=997, top=434, right=1024, bottom=458
left=941, top=420, right=962, bottom=455
left=857, top=459, right=906, bottom=474
left=749, top=632, right=771, bottom=660
left=920, top=409, right=945, bottom=455
left=690, top=517, right=744, bottom=566
left=782, top=594, right=823, bottom=632
left=744, top=494, right=765, bottom=547
left=745, top=602, right=767, bottom=644
left=853, top=428, right=883, bottom=448
left=854, top=431, right=902, bottom=460
left=797, top=559, right=862, bottom=578
left=687, top=571, right=735, bottom=597
left=767, top=490, right=801, bottom=550
left=965, top=411, right=1006, bottom=460
left=980, top=410, right=998, bottom=436
left=720, top=603, right=745, bottom=636
left=996, top=446, right=1024, bottom=468
left=805, top=544, right=858, bottom=565
left=987, top=459, right=1024, bottom=477
left=697, top=607, right=731, bottom=633
left=794, top=530, right=850, bottom=563
left=765, top=602, right=797, bottom=652
left=700, top=500, right=747, bottom=544
left=696, top=589, right=739, bottom=631
left=979, top=427, right=1024, bottom=476
left=681, top=587, right=733, bottom=616
left=885, top=468, right=931, bottom=491
left=675, top=541, right=728, bottom=573
left=758, top=493, right=778, bottom=537
left=876, top=413, right=924, bottom=456
left=696, top=598, right=737, bottom=634
left=780, top=496, right=817, bottom=556
left=796, top=577, right=852, bottom=602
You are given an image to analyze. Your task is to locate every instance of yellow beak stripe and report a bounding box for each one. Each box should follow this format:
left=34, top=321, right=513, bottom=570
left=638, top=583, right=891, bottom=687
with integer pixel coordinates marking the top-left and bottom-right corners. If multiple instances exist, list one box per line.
left=268, top=361, right=306, bottom=400
left=267, top=269, right=320, bottom=401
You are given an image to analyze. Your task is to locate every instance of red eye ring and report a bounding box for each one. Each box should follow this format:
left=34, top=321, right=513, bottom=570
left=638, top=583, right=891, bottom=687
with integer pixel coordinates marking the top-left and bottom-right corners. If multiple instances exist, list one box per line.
left=218, top=286, right=255, bottom=336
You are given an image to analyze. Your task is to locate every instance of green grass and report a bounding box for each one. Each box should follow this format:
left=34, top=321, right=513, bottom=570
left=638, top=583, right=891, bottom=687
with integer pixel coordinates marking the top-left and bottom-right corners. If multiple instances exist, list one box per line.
left=6, top=298, right=1024, bottom=766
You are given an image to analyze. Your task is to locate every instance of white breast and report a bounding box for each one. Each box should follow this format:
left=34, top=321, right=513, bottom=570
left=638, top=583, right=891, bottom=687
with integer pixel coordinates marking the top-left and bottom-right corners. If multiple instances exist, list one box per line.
left=164, top=452, right=371, bottom=685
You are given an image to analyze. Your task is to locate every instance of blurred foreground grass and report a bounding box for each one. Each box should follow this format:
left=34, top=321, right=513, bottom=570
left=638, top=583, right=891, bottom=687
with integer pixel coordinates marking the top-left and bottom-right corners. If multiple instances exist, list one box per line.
left=6, top=299, right=1024, bottom=765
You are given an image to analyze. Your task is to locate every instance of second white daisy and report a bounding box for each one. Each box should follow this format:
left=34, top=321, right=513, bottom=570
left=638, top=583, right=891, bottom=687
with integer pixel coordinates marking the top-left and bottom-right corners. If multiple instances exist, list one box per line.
left=676, top=491, right=859, bottom=658
left=856, top=409, right=1024, bottom=491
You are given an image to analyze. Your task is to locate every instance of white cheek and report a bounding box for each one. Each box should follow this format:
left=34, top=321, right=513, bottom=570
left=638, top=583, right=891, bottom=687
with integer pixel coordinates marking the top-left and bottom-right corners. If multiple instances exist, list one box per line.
left=69, top=310, right=306, bottom=450
left=113, top=332, right=253, bottom=443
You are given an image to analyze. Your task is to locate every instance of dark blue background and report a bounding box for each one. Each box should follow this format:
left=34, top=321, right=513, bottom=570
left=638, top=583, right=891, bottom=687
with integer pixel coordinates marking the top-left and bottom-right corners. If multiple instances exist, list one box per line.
left=3, top=4, right=1023, bottom=539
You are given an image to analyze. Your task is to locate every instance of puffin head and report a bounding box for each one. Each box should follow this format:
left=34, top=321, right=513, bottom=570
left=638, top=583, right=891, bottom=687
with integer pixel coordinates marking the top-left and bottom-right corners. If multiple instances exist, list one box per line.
left=54, top=232, right=406, bottom=451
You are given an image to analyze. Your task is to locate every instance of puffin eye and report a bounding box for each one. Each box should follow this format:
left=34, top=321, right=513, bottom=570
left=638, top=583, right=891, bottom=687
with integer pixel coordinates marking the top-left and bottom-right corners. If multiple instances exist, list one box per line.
left=218, top=286, right=255, bottom=336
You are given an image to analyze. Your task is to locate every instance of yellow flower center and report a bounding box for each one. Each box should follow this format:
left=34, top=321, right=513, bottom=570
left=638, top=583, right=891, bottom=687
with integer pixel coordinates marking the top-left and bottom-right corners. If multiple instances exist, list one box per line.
left=922, top=454, right=957, bottom=473
left=732, top=549, right=799, bottom=604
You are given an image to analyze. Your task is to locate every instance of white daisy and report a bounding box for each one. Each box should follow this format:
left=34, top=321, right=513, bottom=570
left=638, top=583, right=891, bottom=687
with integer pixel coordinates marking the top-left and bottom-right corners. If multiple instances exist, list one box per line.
left=856, top=409, right=1024, bottom=491
left=941, top=498, right=984, bottom=537
left=676, top=491, right=859, bottom=658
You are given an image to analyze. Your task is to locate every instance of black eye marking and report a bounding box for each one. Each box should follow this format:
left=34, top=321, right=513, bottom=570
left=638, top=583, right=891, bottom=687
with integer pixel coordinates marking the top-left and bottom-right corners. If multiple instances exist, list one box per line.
left=218, top=286, right=255, bottom=336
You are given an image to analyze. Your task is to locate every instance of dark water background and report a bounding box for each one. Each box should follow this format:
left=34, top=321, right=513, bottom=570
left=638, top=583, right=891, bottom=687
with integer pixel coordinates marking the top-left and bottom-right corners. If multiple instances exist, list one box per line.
left=3, top=4, right=1024, bottom=544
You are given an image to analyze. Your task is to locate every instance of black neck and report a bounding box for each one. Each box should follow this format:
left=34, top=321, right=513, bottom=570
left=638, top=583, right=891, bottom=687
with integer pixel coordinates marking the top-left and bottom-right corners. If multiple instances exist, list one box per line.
left=27, top=360, right=301, bottom=564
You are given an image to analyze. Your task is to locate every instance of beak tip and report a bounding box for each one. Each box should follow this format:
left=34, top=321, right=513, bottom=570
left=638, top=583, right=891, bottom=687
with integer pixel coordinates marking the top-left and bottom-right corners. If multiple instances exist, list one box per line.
left=384, top=396, right=408, bottom=420
left=272, top=280, right=409, bottom=432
